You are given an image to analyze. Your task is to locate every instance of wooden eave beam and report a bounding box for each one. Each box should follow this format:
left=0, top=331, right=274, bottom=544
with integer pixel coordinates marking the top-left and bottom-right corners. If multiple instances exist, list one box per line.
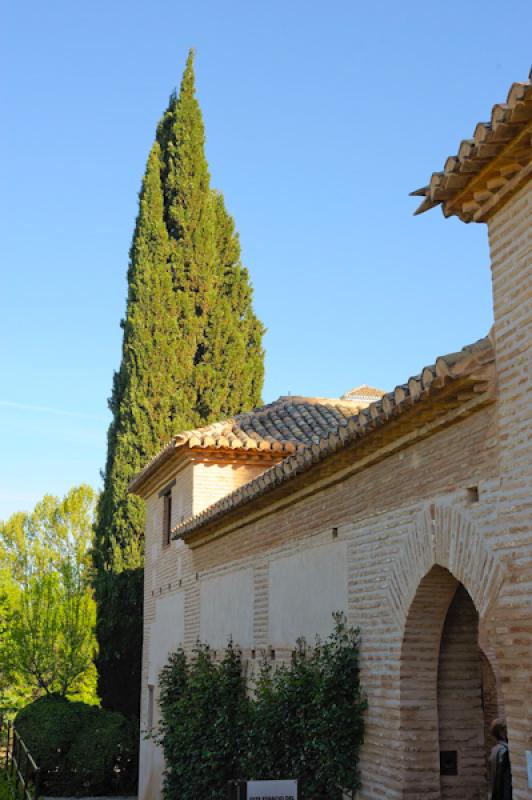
left=188, top=448, right=283, bottom=466
left=472, top=159, right=532, bottom=222
left=134, top=448, right=192, bottom=499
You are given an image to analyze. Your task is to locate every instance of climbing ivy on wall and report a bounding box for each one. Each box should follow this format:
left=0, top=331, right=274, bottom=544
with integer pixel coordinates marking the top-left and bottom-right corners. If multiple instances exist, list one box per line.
left=157, top=614, right=366, bottom=800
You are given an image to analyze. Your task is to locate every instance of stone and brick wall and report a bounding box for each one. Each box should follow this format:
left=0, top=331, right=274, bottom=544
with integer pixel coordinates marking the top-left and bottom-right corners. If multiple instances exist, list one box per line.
left=486, top=180, right=532, bottom=796
left=140, top=401, right=503, bottom=800
left=137, top=178, right=531, bottom=799
left=138, top=452, right=278, bottom=800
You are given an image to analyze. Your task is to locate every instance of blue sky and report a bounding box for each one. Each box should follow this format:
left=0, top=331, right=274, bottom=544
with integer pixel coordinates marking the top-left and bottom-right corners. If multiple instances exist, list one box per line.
left=1, top=0, right=530, bottom=520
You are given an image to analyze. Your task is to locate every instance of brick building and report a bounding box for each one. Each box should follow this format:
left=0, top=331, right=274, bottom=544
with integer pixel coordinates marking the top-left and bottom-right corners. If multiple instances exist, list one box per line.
left=132, top=75, right=532, bottom=799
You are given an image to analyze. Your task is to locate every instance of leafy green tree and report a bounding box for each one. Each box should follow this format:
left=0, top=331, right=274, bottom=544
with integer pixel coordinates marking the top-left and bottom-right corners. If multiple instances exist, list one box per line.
left=9, top=565, right=96, bottom=698
left=0, top=486, right=98, bottom=707
left=92, top=141, right=173, bottom=716
left=94, top=49, right=264, bottom=715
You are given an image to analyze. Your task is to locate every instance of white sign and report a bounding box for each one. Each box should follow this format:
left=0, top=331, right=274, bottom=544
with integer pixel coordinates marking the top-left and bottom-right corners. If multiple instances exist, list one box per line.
left=526, top=750, right=532, bottom=789
left=247, top=780, right=297, bottom=800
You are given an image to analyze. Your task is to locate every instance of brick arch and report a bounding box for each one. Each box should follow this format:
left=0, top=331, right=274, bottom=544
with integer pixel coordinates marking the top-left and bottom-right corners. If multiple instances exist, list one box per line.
left=387, top=503, right=504, bottom=632
left=399, top=565, right=459, bottom=799
left=479, top=649, right=502, bottom=763
left=392, top=504, right=506, bottom=799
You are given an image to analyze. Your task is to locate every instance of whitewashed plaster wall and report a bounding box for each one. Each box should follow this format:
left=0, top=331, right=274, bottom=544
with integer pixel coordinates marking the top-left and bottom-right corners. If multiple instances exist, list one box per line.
left=268, top=541, right=348, bottom=646
left=199, top=567, right=254, bottom=649
left=148, top=592, right=185, bottom=686
left=140, top=593, right=185, bottom=800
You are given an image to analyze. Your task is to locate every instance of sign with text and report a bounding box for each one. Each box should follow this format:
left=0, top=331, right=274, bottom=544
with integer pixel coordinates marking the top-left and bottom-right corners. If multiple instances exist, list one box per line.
left=247, top=779, right=297, bottom=800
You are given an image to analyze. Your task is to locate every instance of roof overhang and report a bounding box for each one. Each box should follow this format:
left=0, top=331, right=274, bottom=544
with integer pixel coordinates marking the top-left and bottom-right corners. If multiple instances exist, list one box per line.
left=129, top=442, right=283, bottom=499
left=175, top=337, right=496, bottom=547
left=412, top=77, right=532, bottom=222
left=128, top=396, right=370, bottom=497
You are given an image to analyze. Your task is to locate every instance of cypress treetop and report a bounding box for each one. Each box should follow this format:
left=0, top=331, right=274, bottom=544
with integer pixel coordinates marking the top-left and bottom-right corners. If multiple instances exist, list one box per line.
left=94, top=50, right=265, bottom=715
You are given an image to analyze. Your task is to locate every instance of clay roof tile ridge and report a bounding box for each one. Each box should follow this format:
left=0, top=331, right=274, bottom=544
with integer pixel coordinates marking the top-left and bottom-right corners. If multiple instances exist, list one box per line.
left=172, top=334, right=494, bottom=540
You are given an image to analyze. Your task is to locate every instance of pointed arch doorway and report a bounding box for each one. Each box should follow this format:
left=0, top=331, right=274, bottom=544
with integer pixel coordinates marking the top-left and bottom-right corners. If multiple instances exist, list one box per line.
left=400, top=566, right=502, bottom=799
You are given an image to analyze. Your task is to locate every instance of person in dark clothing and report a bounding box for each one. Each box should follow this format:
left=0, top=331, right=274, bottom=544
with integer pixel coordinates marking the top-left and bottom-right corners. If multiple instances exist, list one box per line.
left=489, top=719, right=512, bottom=800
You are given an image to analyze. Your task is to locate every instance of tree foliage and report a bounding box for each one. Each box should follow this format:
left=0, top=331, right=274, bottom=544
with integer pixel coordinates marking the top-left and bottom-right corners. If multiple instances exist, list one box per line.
left=15, top=695, right=138, bottom=796
left=94, top=49, right=264, bottom=715
left=0, top=485, right=98, bottom=708
left=158, top=643, right=247, bottom=800
left=245, top=614, right=366, bottom=798
left=157, top=615, right=366, bottom=800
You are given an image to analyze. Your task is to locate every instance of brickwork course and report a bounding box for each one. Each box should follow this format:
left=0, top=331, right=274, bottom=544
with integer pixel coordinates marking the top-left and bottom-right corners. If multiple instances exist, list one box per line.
left=132, top=74, right=532, bottom=799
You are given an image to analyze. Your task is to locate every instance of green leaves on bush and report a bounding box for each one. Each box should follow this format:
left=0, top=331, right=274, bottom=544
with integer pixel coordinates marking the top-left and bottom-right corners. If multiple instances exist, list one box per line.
left=15, top=695, right=138, bottom=796
left=247, top=613, right=366, bottom=798
left=0, top=769, right=12, bottom=800
left=157, top=614, right=366, bottom=800
left=158, top=643, right=248, bottom=800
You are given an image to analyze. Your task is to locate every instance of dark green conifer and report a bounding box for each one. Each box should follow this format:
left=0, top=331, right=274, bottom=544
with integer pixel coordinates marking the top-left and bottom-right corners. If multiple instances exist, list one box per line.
left=94, top=51, right=264, bottom=715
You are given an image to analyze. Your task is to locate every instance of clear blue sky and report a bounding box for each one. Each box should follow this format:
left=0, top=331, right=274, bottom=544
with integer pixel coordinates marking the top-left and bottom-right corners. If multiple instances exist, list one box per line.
left=1, top=0, right=530, bottom=520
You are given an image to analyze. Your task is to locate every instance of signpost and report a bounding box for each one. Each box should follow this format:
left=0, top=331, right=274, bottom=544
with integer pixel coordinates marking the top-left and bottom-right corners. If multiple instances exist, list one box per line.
left=227, top=779, right=297, bottom=800
left=247, top=780, right=297, bottom=799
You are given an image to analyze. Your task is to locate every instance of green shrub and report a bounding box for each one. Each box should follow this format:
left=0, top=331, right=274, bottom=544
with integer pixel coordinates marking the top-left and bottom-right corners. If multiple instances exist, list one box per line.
left=158, top=642, right=248, bottom=800
left=15, top=695, right=85, bottom=794
left=15, top=695, right=138, bottom=796
left=0, top=770, right=12, bottom=800
left=245, top=614, right=366, bottom=798
left=66, top=708, right=138, bottom=795
left=157, top=614, right=366, bottom=800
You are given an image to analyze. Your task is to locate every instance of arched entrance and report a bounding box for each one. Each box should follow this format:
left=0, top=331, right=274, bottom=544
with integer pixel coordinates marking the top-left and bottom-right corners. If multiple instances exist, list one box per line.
left=400, top=566, right=501, bottom=799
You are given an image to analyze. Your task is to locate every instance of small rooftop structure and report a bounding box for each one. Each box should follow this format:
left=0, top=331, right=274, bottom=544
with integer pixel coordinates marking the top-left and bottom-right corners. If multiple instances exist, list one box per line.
left=341, top=384, right=386, bottom=404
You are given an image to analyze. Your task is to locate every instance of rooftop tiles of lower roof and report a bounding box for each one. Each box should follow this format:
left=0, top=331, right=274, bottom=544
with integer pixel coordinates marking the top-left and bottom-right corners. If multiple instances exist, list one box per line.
left=128, top=390, right=384, bottom=494
left=173, top=335, right=494, bottom=543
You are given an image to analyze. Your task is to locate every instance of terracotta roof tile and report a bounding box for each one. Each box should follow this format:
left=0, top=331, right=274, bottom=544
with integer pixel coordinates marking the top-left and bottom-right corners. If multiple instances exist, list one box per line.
left=412, top=73, right=532, bottom=221
left=128, top=394, right=377, bottom=494
left=174, top=336, right=494, bottom=541
left=341, top=384, right=387, bottom=403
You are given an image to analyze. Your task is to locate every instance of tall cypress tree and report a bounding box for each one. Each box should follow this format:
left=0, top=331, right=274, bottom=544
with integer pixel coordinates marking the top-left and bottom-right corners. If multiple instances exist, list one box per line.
left=94, top=51, right=264, bottom=716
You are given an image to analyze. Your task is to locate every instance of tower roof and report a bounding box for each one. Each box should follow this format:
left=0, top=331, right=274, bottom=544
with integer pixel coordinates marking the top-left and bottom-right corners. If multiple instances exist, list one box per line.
left=412, top=73, right=532, bottom=222
left=173, top=336, right=494, bottom=543
left=341, top=384, right=386, bottom=404
left=129, top=394, right=370, bottom=495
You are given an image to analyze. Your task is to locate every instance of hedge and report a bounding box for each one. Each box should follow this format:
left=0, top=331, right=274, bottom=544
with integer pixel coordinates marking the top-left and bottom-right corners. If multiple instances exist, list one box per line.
left=157, top=613, right=366, bottom=800
left=15, top=695, right=138, bottom=796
